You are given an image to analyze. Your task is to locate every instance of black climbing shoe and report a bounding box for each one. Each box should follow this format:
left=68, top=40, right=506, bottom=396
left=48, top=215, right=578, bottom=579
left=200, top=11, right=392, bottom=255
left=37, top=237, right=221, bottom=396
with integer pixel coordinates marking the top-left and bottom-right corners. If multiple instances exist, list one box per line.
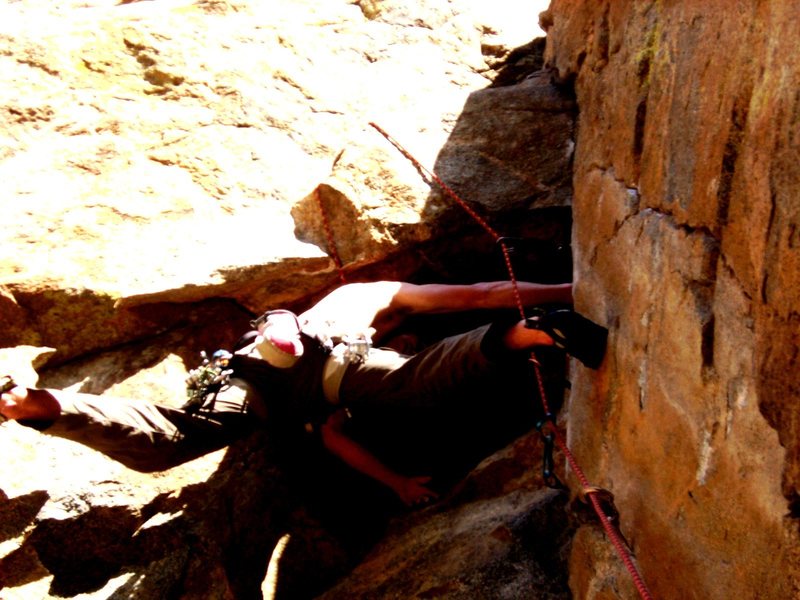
left=526, top=309, right=608, bottom=369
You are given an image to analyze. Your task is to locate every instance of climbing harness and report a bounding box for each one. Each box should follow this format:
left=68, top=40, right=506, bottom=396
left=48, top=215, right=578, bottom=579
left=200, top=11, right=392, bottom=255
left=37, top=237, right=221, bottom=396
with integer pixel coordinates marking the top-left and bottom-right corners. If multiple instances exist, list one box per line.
left=183, top=349, right=235, bottom=414
left=338, top=332, right=372, bottom=364
left=369, top=122, right=654, bottom=600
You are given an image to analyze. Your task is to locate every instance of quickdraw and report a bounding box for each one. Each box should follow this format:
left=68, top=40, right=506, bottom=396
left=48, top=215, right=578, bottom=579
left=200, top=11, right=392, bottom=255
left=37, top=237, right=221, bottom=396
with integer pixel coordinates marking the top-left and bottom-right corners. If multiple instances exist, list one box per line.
left=536, top=413, right=564, bottom=489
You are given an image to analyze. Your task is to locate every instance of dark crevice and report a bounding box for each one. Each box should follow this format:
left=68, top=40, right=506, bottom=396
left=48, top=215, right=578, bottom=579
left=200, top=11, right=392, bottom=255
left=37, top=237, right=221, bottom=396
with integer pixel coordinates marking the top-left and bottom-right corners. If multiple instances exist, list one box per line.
left=760, top=186, right=779, bottom=304
left=788, top=492, right=800, bottom=519
left=486, top=37, right=546, bottom=88
left=632, top=31, right=652, bottom=168
left=717, top=97, right=748, bottom=225
left=575, top=49, right=587, bottom=70
left=641, top=205, right=723, bottom=252
left=633, top=96, right=648, bottom=163
left=596, top=5, right=610, bottom=64
left=636, top=49, right=652, bottom=87
left=700, top=314, right=715, bottom=371
left=30, top=506, right=142, bottom=596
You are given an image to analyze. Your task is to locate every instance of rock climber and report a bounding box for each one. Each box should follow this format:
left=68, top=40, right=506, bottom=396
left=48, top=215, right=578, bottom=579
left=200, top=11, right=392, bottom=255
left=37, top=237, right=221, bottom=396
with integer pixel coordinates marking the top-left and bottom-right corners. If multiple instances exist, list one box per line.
left=1, top=279, right=606, bottom=506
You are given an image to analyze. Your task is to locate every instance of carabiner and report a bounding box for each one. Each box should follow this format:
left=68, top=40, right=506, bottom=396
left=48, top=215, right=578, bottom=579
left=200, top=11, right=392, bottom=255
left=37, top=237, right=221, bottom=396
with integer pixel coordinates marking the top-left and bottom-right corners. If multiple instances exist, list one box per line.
left=541, top=431, right=563, bottom=489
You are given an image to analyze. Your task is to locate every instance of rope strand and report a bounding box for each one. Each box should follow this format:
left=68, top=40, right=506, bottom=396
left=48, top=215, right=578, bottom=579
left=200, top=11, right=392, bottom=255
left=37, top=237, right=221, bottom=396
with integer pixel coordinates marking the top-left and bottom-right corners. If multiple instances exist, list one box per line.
left=313, top=185, right=347, bottom=284
left=530, top=357, right=653, bottom=600
left=371, top=122, right=653, bottom=600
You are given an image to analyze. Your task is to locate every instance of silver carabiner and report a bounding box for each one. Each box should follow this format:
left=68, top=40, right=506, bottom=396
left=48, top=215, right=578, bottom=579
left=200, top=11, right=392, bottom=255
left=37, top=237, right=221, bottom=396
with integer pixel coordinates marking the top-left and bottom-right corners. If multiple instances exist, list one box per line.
left=342, top=333, right=371, bottom=364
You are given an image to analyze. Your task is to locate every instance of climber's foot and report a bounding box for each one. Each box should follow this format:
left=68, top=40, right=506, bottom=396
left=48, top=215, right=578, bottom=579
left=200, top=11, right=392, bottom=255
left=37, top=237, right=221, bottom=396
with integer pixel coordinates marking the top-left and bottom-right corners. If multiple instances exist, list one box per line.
left=526, top=309, right=608, bottom=369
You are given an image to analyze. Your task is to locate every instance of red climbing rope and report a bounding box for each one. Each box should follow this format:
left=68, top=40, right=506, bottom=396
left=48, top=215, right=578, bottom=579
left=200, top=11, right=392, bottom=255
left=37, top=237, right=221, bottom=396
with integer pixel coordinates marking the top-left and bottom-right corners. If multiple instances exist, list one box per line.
left=368, top=122, right=525, bottom=314
left=313, top=185, right=347, bottom=284
left=370, top=122, right=654, bottom=600
left=529, top=358, right=653, bottom=600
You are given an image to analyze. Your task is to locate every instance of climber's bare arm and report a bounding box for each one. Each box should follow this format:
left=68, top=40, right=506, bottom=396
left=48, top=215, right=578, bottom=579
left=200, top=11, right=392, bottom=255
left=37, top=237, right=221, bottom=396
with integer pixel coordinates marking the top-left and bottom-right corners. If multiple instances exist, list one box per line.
left=299, top=280, right=572, bottom=342
left=390, top=281, right=573, bottom=315
left=320, top=409, right=438, bottom=506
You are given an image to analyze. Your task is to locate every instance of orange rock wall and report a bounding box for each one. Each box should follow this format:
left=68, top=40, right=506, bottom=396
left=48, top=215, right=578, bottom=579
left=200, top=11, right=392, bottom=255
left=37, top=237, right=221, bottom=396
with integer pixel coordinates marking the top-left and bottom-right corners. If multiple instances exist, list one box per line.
left=544, top=1, right=799, bottom=598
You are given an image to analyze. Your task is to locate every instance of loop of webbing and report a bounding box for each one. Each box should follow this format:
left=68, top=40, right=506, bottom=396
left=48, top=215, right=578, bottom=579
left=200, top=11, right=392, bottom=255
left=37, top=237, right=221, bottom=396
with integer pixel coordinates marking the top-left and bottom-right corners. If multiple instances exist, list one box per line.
left=372, top=123, right=654, bottom=600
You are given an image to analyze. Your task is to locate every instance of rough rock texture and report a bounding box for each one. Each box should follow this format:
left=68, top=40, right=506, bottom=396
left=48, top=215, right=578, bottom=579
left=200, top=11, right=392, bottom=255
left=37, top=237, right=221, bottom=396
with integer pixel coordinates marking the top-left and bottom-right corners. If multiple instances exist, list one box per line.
left=543, top=1, right=800, bottom=598
left=0, top=0, right=568, bottom=364
left=0, top=1, right=577, bottom=598
left=12, top=0, right=797, bottom=598
left=320, top=436, right=574, bottom=600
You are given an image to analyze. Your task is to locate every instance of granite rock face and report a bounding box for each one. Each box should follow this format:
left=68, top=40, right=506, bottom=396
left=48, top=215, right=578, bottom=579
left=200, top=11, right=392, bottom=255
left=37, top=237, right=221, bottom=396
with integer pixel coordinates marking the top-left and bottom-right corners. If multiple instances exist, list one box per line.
left=544, top=1, right=800, bottom=598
